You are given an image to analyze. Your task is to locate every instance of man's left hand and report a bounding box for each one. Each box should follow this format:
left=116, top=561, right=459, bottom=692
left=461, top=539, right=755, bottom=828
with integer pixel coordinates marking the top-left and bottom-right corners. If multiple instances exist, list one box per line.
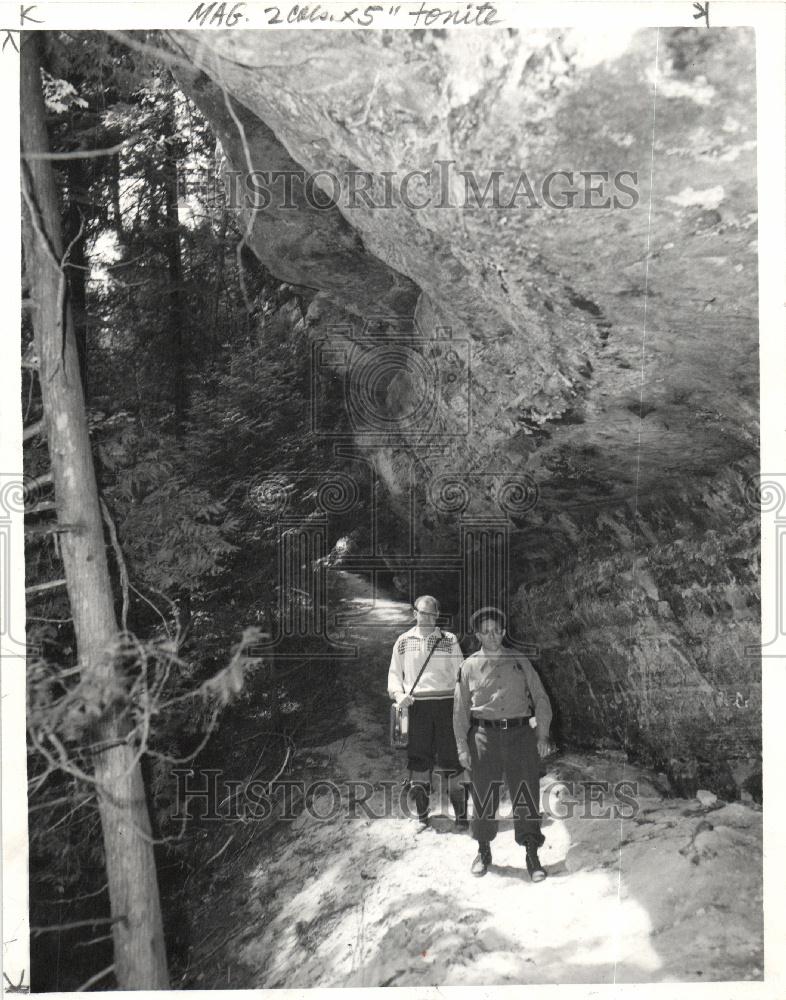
left=537, top=738, right=552, bottom=758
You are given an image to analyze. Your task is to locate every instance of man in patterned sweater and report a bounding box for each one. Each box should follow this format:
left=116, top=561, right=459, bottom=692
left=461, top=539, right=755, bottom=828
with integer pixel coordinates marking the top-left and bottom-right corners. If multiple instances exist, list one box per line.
left=388, top=595, right=468, bottom=829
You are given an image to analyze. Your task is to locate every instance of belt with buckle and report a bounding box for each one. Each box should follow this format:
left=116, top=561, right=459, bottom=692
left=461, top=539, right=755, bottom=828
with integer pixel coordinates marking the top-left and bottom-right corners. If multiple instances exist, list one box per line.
left=472, top=715, right=531, bottom=730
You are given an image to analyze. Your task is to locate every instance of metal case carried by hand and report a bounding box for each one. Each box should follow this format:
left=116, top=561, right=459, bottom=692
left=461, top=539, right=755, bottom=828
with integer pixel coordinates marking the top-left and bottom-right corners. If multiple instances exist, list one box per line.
left=390, top=702, right=410, bottom=748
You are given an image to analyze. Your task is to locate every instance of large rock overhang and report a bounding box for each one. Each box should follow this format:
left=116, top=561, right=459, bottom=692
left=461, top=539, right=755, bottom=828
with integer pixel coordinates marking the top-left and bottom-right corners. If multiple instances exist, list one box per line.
left=168, top=26, right=757, bottom=520
left=164, top=27, right=760, bottom=790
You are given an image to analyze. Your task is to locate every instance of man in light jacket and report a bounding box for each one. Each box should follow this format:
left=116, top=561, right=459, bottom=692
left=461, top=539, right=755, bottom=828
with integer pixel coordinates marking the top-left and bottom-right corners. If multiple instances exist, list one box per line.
left=388, top=594, right=468, bottom=829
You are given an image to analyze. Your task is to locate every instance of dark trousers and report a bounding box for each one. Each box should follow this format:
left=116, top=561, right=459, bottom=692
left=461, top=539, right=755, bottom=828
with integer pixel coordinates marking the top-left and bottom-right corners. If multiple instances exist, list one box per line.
left=468, top=722, right=544, bottom=847
left=407, top=698, right=462, bottom=775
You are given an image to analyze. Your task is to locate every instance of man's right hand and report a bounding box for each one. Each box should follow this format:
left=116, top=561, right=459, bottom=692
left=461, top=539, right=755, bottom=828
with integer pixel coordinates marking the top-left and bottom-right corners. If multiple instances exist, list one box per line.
left=458, top=752, right=471, bottom=772
left=395, top=693, right=414, bottom=707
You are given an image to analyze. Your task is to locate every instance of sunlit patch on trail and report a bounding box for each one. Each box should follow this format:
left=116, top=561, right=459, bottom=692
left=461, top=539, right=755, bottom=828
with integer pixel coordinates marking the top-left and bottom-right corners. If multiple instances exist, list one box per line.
left=335, top=575, right=413, bottom=628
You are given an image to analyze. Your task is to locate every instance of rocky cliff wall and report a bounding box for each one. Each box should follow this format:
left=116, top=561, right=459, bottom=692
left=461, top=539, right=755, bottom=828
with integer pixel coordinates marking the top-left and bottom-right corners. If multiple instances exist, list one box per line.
left=512, top=465, right=760, bottom=798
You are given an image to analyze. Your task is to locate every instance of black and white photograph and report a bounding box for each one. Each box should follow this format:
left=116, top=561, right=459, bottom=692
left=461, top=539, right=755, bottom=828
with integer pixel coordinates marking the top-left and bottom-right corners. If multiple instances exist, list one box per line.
left=3, top=2, right=785, bottom=995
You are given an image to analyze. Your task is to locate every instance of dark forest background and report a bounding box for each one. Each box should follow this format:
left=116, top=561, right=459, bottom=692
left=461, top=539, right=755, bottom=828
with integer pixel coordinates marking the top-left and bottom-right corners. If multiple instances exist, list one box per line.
left=22, top=32, right=379, bottom=991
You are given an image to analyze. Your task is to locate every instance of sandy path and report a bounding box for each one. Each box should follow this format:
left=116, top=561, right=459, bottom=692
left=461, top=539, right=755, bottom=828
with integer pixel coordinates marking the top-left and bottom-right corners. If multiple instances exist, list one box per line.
left=230, top=573, right=762, bottom=986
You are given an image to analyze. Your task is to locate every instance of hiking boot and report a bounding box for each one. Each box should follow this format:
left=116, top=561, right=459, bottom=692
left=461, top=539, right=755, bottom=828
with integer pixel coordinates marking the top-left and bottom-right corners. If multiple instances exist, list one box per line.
left=410, top=784, right=430, bottom=826
left=471, top=842, right=492, bottom=877
left=449, top=790, right=469, bottom=831
left=525, top=845, right=546, bottom=883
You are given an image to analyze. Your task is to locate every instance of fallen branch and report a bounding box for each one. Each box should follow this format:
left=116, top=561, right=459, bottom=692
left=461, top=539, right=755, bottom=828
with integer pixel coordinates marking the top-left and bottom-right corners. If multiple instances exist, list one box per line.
left=217, top=743, right=291, bottom=813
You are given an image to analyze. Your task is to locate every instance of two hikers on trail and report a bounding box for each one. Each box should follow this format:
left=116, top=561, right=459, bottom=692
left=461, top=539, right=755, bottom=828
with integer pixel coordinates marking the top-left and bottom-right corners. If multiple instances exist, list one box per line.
left=387, top=596, right=553, bottom=881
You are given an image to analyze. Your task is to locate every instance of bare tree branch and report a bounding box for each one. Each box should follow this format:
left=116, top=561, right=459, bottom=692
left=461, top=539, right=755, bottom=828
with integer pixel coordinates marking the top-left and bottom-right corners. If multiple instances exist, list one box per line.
left=31, top=918, right=121, bottom=936
left=107, top=30, right=197, bottom=73
left=129, top=582, right=173, bottom=640
left=76, top=963, right=116, bottom=991
left=28, top=793, right=90, bottom=813
left=20, top=167, right=61, bottom=273
left=100, top=498, right=130, bottom=632
left=38, top=882, right=109, bottom=905
left=23, top=417, right=46, bottom=442
left=25, top=522, right=83, bottom=539
left=26, top=578, right=67, bottom=596
left=24, top=359, right=37, bottom=421
left=74, top=932, right=114, bottom=950
left=203, top=834, right=234, bottom=867
left=22, top=135, right=141, bottom=162
left=25, top=500, right=57, bottom=515
left=25, top=471, right=53, bottom=494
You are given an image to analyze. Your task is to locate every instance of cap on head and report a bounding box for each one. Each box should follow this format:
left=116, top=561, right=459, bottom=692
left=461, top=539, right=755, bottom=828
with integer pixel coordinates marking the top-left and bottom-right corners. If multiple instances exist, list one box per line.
left=414, top=595, right=440, bottom=614
left=470, top=605, right=506, bottom=632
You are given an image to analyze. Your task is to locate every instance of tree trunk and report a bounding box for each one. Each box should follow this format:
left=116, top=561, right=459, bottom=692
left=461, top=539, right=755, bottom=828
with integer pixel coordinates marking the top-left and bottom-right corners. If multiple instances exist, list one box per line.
left=64, top=156, right=88, bottom=393
left=162, top=108, right=189, bottom=438
left=161, top=104, right=192, bottom=634
left=110, top=151, right=123, bottom=242
left=21, top=33, right=169, bottom=990
left=211, top=213, right=227, bottom=352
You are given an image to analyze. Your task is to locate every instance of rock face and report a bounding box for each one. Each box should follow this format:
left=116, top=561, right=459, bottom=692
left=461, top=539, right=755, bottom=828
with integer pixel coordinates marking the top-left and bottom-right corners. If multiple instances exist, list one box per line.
left=170, top=27, right=760, bottom=795
left=513, top=466, right=759, bottom=797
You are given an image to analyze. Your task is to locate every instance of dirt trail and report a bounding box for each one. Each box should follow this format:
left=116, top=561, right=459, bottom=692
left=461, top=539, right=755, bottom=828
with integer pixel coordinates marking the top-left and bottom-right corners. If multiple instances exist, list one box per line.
left=224, top=573, right=763, bottom=986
